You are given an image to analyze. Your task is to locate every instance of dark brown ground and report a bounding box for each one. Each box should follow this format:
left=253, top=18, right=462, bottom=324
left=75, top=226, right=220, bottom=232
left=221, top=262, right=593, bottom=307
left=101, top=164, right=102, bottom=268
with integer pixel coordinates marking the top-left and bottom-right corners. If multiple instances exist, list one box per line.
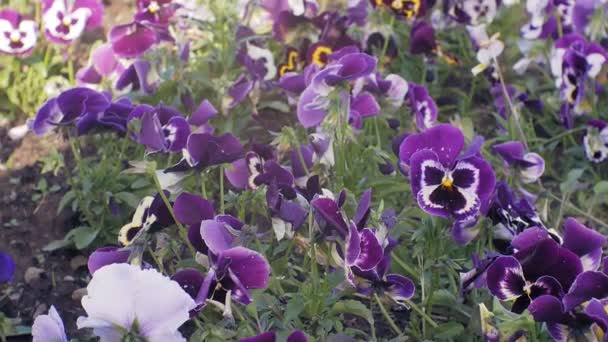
left=0, top=126, right=93, bottom=341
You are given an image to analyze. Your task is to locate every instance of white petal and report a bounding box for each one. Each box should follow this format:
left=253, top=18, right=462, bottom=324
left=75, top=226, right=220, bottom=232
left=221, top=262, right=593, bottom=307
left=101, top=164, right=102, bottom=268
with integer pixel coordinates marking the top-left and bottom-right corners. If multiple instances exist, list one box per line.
left=134, top=268, right=196, bottom=338
left=586, top=53, right=606, bottom=78
left=246, top=43, right=276, bottom=80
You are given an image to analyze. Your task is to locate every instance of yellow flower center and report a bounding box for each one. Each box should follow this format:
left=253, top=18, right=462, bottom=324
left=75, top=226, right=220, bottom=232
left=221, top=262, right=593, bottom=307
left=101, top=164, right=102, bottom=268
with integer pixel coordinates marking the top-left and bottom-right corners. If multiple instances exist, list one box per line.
left=149, top=1, right=161, bottom=14
left=9, top=31, right=20, bottom=43
left=312, top=46, right=332, bottom=67
left=441, top=176, right=454, bottom=189
left=62, top=17, right=71, bottom=26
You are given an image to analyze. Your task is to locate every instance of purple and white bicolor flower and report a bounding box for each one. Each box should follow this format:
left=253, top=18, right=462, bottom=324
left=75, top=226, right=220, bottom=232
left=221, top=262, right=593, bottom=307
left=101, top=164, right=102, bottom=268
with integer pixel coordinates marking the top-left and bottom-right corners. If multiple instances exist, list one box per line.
left=561, top=217, right=606, bottom=272
left=77, top=263, right=196, bottom=341
left=550, top=34, right=607, bottom=127
left=399, top=124, right=496, bottom=221
left=128, top=104, right=190, bottom=153
left=196, top=219, right=270, bottom=306
left=42, top=0, right=104, bottom=44
left=32, top=306, right=68, bottom=342
left=136, top=0, right=176, bottom=25
left=297, top=49, right=378, bottom=128
left=0, top=9, right=37, bottom=57
left=344, top=221, right=415, bottom=300
left=407, top=83, right=438, bottom=130
left=493, top=141, right=545, bottom=183
left=486, top=256, right=564, bottom=314
left=584, top=119, right=608, bottom=163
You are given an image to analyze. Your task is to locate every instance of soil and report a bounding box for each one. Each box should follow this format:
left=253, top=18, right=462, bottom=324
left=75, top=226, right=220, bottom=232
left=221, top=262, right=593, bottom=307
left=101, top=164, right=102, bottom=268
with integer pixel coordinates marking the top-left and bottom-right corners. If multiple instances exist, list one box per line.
left=0, top=127, right=93, bottom=341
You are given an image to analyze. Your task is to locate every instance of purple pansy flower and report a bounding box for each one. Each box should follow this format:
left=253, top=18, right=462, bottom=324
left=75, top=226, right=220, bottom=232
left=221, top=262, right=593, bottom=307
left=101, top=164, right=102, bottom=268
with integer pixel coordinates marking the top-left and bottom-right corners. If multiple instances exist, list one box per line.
left=399, top=124, right=496, bottom=221
left=109, top=21, right=159, bottom=58
left=129, top=104, right=190, bottom=153
left=173, top=192, right=216, bottom=253
left=197, top=220, right=270, bottom=305
left=0, top=251, right=15, bottom=282
left=182, top=132, right=244, bottom=169
left=550, top=34, right=607, bottom=127
left=118, top=192, right=176, bottom=246
left=77, top=97, right=134, bottom=135
left=297, top=49, right=378, bottom=128
left=239, top=330, right=308, bottom=342
left=493, top=141, right=545, bottom=183
left=116, top=60, right=158, bottom=94
left=87, top=246, right=131, bottom=275
left=407, top=83, right=438, bottom=130
left=0, top=9, right=37, bottom=57
left=77, top=43, right=125, bottom=85
left=136, top=0, right=176, bottom=25
left=42, top=0, right=103, bottom=44
left=585, top=298, right=608, bottom=341
left=30, top=87, right=112, bottom=135
left=486, top=256, right=563, bottom=314
left=486, top=182, right=546, bottom=253
left=562, top=217, right=606, bottom=271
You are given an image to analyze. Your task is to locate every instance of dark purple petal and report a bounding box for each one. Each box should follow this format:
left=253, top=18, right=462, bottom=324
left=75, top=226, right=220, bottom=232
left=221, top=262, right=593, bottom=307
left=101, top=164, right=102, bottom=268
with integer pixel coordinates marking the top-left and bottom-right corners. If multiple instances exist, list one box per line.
left=171, top=268, right=204, bottom=315
left=138, top=111, right=165, bottom=152
left=528, top=295, right=567, bottom=323
left=225, top=158, right=249, bottom=190
left=222, top=247, right=270, bottom=289
left=227, top=74, right=254, bottom=108
left=399, top=124, right=464, bottom=167
left=385, top=274, right=415, bottom=301
left=563, top=271, right=608, bottom=311
left=0, top=251, right=15, bottom=282
left=110, top=21, right=158, bottom=58
left=311, top=197, right=348, bottom=236
left=354, top=228, right=383, bottom=271
left=410, top=21, right=436, bottom=55
left=511, top=227, right=549, bottom=251
left=31, top=99, right=61, bottom=135
left=185, top=133, right=244, bottom=169
left=200, top=219, right=235, bottom=255
left=115, top=60, right=157, bottom=94
left=238, top=331, right=276, bottom=342
left=493, top=141, right=526, bottom=165
left=350, top=92, right=380, bottom=118
left=486, top=256, right=526, bottom=300
left=584, top=299, right=608, bottom=335
left=189, top=100, right=218, bottom=126
left=562, top=217, right=606, bottom=270
left=87, top=247, right=130, bottom=275
left=354, top=189, right=372, bottom=228
left=173, top=192, right=215, bottom=226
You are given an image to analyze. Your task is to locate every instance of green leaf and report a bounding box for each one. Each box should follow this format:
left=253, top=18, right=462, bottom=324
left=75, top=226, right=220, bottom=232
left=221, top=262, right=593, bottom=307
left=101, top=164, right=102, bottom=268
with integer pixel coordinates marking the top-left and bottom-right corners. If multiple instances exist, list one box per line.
left=560, top=168, right=584, bottom=193
left=57, top=190, right=75, bottom=214
left=331, top=300, right=374, bottom=327
left=594, top=181, right=608, bottom=195
left=114, top=191, right=141, bottom=208
left=67, top=226, right=100, bottom=249
left=42, top=239, right=72, bottom=252
left=283, top=297, right=305, bottom=323
left=435, top=322, right=464, bottom=339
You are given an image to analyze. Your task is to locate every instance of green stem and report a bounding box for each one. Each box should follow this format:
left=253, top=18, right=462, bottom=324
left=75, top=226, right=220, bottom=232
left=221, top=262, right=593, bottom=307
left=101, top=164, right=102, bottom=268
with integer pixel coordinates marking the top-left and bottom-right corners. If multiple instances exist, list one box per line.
left=201, top=171, right=208, bottom=198
left=67, top=46, right=75, bottom=85
left=493, top=57, right=529, bottom=150
left=392, top=254, right=420, bottom=282
left=405, top=299, right=439, bottom=329
left=150, top=171, right=196, bottom=256
left=374, top=293, right=402, bottom=336
left=66, top=129, right=96, bottom=227
left=233, top=304, right=257, bottom=335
